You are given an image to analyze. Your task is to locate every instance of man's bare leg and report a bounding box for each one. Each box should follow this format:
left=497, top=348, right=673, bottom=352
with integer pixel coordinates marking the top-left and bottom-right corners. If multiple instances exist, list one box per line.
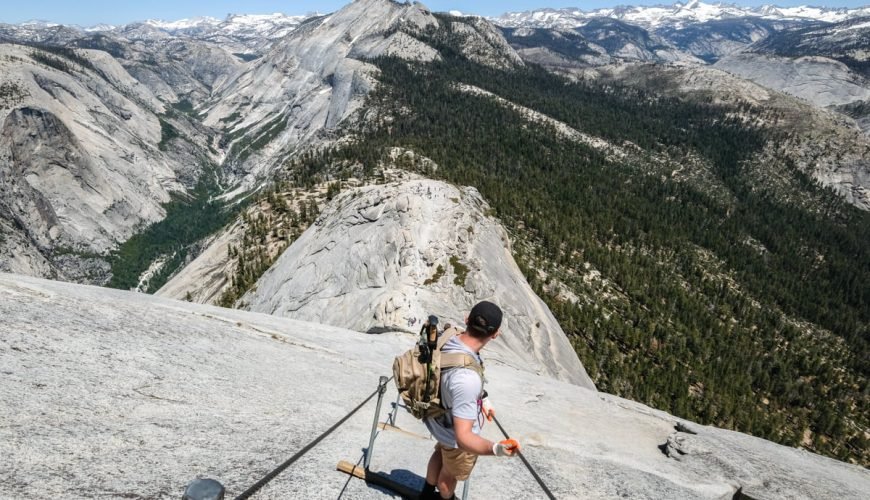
left=437, top=467, right=457, bottom=499
left=426, top=449, right=442, bottom=485
left=422, top=449, right=442, bottom=499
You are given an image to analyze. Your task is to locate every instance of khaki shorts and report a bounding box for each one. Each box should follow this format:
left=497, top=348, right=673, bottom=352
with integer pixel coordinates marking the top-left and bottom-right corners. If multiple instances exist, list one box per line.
left=435, top=442, right=479, bottom=480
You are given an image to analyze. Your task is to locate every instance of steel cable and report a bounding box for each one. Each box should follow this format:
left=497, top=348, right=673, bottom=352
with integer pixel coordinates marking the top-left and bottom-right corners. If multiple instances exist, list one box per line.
left=492, top=414, right=557, bottom=500
left=234, top=376, right=394, bottom=500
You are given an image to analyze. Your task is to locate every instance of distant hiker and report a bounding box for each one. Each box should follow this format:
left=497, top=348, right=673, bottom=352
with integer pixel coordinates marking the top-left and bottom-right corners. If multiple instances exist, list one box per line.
left=422, top=301, right=520, bottom=500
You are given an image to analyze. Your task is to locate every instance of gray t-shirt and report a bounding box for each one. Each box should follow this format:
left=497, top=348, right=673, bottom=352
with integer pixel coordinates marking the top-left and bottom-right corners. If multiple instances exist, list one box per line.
left=424, top=335, right=484, bottom=448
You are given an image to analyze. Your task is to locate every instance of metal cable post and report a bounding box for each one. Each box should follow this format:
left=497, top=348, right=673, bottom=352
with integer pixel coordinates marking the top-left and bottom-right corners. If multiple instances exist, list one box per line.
left=232, top=377, right=392, bottom=500
left=365, top=375, right=389, bottom=469
left=387, top=393, right=401, bottom=427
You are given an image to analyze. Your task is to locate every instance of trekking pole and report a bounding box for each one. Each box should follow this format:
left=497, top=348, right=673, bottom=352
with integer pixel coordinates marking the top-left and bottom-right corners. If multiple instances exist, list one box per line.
left=364, top=375, right=389, bottom=469
left=491, top=415, right=557, bottom=500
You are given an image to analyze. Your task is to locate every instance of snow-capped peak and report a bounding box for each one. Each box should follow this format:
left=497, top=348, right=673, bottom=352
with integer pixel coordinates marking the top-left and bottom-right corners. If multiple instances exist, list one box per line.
left=224, top=12, right=306, bottom=25
left=143, top=16, right=221, bottom=31
left=72, top=11, right=315, bottom=49
left=19, top=20, right=60, bottom=28
left=757, top=5, right=782, bottom=17
left=83, top=24, right=117, bottom=32
left=492, top=2, right=870, bottom=29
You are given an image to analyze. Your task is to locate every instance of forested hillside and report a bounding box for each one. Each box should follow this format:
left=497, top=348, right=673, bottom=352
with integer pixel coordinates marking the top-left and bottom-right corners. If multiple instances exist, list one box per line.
left=107, top=164, right=233, bottom=293
left=283, top=17, right=869, bottom=464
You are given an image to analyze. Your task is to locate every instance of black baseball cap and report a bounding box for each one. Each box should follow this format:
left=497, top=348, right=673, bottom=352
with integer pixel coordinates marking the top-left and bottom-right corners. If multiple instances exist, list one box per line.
left=467, top=301, right=502, bottom=335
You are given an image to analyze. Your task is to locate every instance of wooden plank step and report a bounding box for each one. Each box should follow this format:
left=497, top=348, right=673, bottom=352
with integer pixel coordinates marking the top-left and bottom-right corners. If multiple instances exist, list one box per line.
left=336, top=460, right=422, bottom=500
left=378, top=422, right=430, bottom=440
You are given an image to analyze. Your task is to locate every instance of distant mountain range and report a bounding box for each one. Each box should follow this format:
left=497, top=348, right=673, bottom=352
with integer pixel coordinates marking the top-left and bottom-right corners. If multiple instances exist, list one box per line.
left=493, top=1, right=870, bottom=29
left=6, top=2, right=869, bottom=68
left=11, top=12, right=309, bottom=35
left=2, top=13, right=311, bottom=54
left=9, top=2, right=870, bottom=39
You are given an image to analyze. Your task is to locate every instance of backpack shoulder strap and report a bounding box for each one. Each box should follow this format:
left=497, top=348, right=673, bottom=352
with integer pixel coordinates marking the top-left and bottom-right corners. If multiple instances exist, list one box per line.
left=438, top=325, right=485, bottom=380
left=441, top=352, right=484, bottom=379
left=436, top=325, right=462, bottom=349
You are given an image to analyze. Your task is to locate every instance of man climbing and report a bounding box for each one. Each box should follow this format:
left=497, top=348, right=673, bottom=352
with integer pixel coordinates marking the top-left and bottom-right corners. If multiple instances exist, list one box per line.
left=422, top=300, right=521, bottom=500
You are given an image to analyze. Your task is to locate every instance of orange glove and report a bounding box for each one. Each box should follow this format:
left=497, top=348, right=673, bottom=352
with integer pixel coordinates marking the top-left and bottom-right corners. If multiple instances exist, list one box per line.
left=492, top=439, right=520, bottom=457
left=481, top=397, right=495, bottom=422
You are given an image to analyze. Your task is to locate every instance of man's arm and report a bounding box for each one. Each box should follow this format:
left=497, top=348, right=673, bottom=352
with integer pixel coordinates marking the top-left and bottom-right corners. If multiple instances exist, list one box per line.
left=454, top=417, right=493, bottom=455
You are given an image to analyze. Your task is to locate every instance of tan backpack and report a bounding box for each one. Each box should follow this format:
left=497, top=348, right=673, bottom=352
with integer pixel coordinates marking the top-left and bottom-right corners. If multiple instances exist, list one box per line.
left=393, top=322, right=484, bottom=420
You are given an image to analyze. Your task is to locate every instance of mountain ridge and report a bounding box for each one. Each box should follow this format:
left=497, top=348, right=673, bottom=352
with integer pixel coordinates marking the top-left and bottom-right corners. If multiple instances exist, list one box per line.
left=240, top=178, right=596, bottom=388
left=12, top=2, right=868, bottom=32
left=493, top=2, right=870, bottom=29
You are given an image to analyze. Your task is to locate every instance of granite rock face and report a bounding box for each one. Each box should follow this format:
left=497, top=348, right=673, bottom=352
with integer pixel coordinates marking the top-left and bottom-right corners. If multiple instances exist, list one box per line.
left=204, top=0, right=524, bottom=188
left=154, top=218, right=245, bottom=304
left=0, top=44, right=191, bottom=281
left=2, top=272, right=869, bottom=499
left=715, top=53, right=870, bottom=108
left=114, top=35, right=243, bottom=105
left=242, top=179, right=595, bottom=388
left=203, top=0, right=442, bottom=186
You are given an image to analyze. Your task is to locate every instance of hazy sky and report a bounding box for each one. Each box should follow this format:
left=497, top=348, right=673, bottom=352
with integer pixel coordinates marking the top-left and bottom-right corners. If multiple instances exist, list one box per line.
left=1, top=1, right=867, bottom=26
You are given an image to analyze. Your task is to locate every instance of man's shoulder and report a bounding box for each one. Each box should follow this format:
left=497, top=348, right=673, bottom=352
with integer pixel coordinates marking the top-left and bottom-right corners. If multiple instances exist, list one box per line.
left=442, top=366, right=483, bottom=394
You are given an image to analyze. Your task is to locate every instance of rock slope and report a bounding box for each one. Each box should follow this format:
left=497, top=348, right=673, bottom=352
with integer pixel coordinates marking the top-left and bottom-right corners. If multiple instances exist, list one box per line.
left=204, top=0, right=524, bottom=187
left=502, top=18, right=703, bottom=69
left=138, top=13, right=311, bottom=55
left=202, top=0, right=442, bottom=185
left=715, top=53, right=870, bottom=108
left=0, top=43, right=191, bottom=281
left=2, top=272, right=869, bottom=499
left=241, top=178, right=595, bottom=388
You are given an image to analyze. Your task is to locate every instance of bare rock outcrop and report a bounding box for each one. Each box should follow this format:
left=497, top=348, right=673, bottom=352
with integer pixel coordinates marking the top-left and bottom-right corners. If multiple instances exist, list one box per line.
left=0, top=42, right=221, bottom=282
left=205, top=0, right=524, bottom=187
left=715, top=53, right=870, bottom=108
left=203, top=0, right=442, bottom=185
left=242, top=179, right=595, bottom=388
left=2, top=272, right=869, bottom=499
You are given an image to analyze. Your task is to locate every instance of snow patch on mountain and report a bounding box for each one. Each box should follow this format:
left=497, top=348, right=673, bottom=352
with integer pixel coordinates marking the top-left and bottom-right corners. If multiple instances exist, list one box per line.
left=143, top=17, right=222, bottom=31
left=3, top=12, right=312, bottom=56
left=493, top=2, right=870, bottom=30
left=776, top=5, right=870, bottom=23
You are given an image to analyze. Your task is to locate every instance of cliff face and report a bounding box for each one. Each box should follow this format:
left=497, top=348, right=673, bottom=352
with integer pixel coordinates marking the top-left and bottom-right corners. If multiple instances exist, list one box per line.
left=2, top=272, right=869, bottom=499
left=0, top=44, right=193, bottom=282
left=202, top=0, right=442, bottom=186
left=203, top=0, right=527, bottom=188
left=241, top=179, right=596, bottom=389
